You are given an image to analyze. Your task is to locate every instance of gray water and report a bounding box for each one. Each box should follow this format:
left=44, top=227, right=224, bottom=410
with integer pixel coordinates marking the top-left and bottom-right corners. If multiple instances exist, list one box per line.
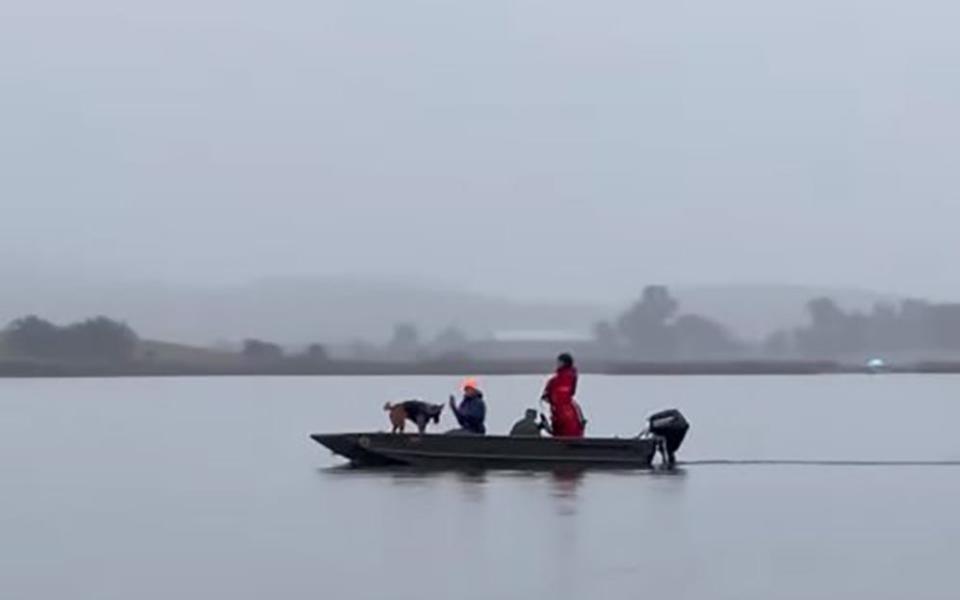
left=2, top=375, right=959, bottom=600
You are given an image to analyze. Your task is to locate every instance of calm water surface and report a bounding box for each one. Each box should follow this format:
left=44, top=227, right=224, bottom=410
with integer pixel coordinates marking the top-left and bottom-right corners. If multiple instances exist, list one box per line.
left=2, top=375, right=959, bottom=599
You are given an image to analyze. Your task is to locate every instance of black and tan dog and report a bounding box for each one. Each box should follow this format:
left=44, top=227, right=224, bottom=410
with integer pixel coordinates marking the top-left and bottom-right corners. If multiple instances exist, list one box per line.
left=383, top=400, right=445, bottom=434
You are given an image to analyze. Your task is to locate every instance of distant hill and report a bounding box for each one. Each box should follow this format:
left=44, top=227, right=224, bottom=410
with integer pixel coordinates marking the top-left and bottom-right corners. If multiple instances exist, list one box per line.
left=0, top=274, right=908, bottom=346
left=0, top=276, right=608, bottom=346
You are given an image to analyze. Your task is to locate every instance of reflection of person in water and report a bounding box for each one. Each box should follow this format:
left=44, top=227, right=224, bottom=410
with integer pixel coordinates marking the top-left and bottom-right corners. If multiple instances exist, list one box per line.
left=549, top=468, right=586, bottom=516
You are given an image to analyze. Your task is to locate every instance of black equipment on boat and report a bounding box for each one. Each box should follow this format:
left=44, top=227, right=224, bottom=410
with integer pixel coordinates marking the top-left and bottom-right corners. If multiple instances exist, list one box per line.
left=645, top=409, right=690, bottom=466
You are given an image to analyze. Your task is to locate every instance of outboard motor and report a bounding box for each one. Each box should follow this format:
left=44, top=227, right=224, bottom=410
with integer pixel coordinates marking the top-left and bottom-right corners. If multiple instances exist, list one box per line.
left=647, top=409, right=690, bottom=466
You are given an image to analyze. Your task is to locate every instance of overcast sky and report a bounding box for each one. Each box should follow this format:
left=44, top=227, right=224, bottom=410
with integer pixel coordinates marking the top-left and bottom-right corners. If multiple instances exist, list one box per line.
left=2, top=0, right=958, bottom=303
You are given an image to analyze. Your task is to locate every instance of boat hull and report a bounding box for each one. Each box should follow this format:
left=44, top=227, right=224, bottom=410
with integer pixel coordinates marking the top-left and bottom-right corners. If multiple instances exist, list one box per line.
left=311, top=432, right=658, bottom=469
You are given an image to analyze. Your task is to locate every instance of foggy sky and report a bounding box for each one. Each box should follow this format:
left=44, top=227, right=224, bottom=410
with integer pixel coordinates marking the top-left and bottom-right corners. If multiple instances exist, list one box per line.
left=2, top=0, right=959, bottom=304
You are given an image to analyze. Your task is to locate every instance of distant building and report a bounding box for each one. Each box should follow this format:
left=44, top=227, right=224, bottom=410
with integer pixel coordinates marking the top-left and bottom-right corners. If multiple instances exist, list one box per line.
left=467, top=330, right=595, bottom=361
left=490, top=330, right=593, bottom=343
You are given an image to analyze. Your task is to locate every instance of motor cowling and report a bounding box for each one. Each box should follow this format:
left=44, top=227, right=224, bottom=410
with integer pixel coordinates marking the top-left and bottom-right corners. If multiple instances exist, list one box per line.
left=647, top=409, right=690, bottom=465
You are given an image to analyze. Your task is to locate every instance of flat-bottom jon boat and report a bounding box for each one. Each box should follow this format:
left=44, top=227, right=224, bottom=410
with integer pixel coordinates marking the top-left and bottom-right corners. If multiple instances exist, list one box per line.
left=313, top=409, right=689, bottom=470
left=311, top=432, right=660, bottom=469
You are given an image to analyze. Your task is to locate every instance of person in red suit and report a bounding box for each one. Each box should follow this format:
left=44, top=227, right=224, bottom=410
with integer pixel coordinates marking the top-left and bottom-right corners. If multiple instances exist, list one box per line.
left=542, top=353, right=586, bottom=437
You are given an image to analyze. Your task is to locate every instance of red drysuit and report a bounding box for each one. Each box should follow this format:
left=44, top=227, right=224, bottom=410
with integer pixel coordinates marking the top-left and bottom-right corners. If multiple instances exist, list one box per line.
left=542, top=365, right=585, bottom=437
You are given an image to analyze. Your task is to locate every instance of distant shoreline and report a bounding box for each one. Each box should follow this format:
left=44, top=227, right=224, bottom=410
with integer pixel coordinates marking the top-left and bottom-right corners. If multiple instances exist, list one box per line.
left=1, top=359, right=957, bottom=378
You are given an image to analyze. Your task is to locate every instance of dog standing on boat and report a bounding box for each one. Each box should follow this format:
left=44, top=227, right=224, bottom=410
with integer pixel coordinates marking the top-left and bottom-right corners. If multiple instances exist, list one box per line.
left=384, top=400, right=445, bottom=434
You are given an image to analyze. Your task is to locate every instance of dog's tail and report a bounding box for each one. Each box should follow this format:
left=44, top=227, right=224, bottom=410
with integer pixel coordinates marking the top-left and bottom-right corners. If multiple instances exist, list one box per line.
left=383, top=402, right=393, bottom=412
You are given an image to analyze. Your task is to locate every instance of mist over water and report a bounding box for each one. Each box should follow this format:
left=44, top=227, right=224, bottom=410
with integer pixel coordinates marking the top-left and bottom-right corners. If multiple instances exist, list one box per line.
left=4, top=1, right=960, bottom=597
left=3, top=0, right=960, bottom=302
left=4, top=0, right=960, bottom=358
left=2, top=375, right=959, bottom=600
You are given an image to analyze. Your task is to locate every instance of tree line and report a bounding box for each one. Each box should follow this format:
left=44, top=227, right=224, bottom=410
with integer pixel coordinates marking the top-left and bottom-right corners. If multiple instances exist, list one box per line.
left=766, top=297, right=960, bottom=359
left=593, top=286, right=743, bottom=360
left=362, top=286, right=746, bottom=361
left=596, top=287, right=960, bottom=360
left=7, top=290, right=960, bottom=365
left=0, top=315, right=332, bottom=365
left=378, top=286, right=960, bottom=362
left=240, top=339, right=329, bottom=362
left=3, top=316, right=139, bottom=362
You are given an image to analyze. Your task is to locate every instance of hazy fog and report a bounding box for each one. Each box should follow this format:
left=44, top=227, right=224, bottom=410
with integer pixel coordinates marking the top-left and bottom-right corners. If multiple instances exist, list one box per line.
left=2, top=0, right=959, bottom=304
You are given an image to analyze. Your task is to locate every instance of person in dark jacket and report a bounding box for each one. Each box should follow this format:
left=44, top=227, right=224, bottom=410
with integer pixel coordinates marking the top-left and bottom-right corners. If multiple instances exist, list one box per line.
left=449, top=377, right=487, bottom=435
left=510, top=408, right=543, bottom=437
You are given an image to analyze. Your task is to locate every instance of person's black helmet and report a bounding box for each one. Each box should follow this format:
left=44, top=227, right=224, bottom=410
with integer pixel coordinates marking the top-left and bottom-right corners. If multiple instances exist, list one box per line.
left=557, top=353, right=574, bottom=368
